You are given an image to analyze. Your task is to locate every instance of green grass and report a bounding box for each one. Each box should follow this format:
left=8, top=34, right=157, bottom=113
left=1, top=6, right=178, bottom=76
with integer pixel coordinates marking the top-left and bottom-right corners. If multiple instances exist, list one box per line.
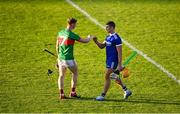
left=74, top=0, right=180, bottom=78
left=0, top=0, right=180, bottom=113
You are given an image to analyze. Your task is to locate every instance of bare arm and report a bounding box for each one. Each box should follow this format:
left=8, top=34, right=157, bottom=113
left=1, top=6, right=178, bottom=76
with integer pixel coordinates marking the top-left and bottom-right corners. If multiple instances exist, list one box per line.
left=116, top=45, right=123, bottom=71
left=78, top=35, right=95, bottom=43
left=78, top=37, right=91, bottom=43
left=93, top=37, right=106, bottom=49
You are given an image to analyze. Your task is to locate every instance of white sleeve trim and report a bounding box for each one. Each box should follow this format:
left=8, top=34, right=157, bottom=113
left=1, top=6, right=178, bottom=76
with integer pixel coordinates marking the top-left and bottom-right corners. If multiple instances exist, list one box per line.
left=116, top=44, right=122, bottom=46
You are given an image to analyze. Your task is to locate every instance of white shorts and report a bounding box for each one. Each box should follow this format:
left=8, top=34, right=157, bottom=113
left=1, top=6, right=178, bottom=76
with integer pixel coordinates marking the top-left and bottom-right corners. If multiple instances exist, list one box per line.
left=58, top=59, right=77, bottom=67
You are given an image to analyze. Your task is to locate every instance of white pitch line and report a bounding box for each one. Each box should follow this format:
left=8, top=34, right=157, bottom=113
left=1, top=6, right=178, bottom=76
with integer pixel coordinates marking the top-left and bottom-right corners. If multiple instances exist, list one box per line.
left=66, top=0, right=180, bottom=84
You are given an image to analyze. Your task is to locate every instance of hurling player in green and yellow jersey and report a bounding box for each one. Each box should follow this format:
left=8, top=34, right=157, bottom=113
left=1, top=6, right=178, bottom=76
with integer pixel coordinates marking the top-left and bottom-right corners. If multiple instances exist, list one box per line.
left=56, top=18, right=96, bottom=99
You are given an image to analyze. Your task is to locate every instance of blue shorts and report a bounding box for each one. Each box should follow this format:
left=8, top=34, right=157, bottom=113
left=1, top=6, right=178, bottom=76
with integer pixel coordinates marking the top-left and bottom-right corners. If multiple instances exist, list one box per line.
left=106, top=60, right=118, bottom=70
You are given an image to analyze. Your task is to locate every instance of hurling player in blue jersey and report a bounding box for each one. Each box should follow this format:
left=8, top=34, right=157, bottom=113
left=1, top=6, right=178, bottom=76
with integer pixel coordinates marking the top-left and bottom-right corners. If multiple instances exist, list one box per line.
left=93, top=21, right=132, bottom=101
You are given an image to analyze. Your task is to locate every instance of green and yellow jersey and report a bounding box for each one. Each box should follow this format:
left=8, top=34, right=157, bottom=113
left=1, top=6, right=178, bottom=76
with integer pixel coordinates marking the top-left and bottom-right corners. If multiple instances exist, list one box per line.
left=57, top=29, right=80, bottom=60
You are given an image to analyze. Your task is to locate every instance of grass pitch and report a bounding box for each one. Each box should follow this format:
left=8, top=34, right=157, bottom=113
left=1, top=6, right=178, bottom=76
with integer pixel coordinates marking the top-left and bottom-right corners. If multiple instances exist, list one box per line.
left=0, top=0, right=180, bottom=113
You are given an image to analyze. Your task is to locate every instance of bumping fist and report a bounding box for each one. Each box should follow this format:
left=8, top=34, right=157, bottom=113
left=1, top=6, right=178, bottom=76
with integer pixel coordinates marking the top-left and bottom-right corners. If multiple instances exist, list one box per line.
left=93, top=37, right=97, bottom=42
left=87, top=35, right=96, bottom=39
left=87, top=34, right=91, bottom=39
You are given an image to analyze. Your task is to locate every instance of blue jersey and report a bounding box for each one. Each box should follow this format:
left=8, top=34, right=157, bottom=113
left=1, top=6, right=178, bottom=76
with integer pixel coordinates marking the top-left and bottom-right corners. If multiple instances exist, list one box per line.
left=105, top=33, right=122, bottom=69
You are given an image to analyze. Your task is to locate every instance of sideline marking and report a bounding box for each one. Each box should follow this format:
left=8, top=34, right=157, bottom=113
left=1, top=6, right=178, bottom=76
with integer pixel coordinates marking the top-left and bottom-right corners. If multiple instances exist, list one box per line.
left=66, top=0, right=179, bottom=84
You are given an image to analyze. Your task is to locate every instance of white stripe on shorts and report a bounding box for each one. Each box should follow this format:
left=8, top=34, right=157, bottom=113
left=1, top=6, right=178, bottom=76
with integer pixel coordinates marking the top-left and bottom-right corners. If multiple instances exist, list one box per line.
left=111, top=62, right=115, bottom=69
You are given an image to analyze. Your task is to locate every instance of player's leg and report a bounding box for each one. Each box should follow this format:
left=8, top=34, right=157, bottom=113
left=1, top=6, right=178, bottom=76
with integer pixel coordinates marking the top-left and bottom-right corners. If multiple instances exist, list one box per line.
left=103, top=68, right=114, bottom=95
left=114, top=76, right=126, bottom=89
left=67, top=60, right=80, bottom=98
left=114, top=75, right=132, bottom=99
left=110, top=60, right=132, bottom=99
left=58, top=60, right=67, bottom=99
left=96, top=68, right=113, bottom=101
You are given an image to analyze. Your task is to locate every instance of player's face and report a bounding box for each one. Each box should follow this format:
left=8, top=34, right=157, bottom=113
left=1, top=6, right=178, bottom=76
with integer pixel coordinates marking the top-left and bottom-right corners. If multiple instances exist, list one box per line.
left=71, top=23, right=76, bottom=29
left=106, top=25, right=114, bottom=33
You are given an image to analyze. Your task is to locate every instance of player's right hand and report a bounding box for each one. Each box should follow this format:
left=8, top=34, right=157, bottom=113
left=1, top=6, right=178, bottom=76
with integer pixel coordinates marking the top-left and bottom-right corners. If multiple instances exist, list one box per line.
left=93, top=37, right=97, bottom=42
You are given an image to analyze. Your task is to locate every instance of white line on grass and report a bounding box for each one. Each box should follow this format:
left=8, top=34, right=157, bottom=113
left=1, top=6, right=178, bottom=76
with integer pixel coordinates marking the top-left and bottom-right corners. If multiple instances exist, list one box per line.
left=66, top=0, right=180, bottom=84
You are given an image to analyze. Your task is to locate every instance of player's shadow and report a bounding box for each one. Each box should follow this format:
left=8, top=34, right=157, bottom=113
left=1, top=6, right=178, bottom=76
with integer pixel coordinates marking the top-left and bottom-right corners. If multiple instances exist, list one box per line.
left=108, top=98, right=180, bottom=105
left=76, top=97, right=180, bottom=105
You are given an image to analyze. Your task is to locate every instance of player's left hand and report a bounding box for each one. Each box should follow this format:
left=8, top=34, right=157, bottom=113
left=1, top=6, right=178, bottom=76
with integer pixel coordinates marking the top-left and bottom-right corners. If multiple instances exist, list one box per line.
left=55, top=59, right=59, bottom=69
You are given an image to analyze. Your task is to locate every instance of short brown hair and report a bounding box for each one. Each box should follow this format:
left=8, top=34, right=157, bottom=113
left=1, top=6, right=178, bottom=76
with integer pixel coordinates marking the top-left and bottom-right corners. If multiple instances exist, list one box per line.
left=67, top=18, right=77, bottom=24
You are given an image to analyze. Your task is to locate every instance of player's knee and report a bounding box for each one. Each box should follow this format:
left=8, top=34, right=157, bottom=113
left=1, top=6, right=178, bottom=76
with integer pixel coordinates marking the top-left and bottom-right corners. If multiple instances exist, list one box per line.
left=105, top=75, right=110, bottom=80
left=59, top=75, right=65, bottom=79
left=105, top=72, right=111, bottom=80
